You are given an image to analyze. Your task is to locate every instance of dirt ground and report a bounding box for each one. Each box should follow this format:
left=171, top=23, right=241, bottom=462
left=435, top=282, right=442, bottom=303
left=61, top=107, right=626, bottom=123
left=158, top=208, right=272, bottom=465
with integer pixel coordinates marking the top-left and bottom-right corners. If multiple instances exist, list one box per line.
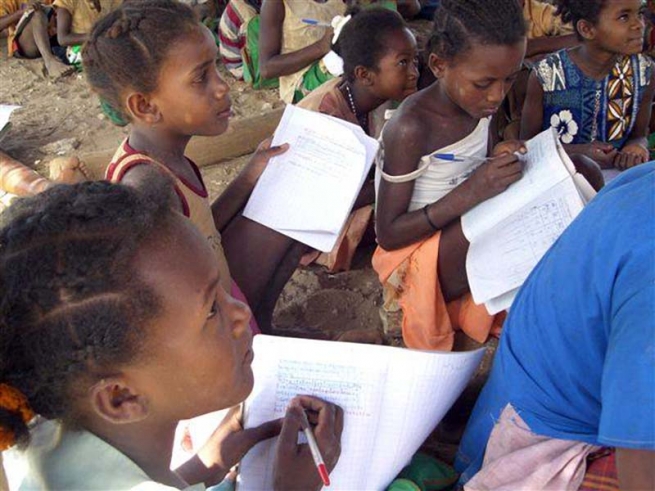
left=0, top=19, right=493, bottom=465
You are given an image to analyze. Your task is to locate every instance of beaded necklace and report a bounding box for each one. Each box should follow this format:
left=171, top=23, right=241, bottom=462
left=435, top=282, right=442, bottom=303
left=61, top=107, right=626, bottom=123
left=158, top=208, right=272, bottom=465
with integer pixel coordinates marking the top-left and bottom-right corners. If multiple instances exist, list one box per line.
left=344, top=83, right=370, bottom=135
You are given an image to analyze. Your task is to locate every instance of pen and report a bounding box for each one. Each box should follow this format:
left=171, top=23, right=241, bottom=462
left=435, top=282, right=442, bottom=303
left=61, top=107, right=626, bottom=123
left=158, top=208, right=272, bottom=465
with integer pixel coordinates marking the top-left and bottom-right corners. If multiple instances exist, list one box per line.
left=299, top=410, right=330, bottom=487
left=302, top=18, right=331, bottom=27
left=431, top=152, right=487, bottom=162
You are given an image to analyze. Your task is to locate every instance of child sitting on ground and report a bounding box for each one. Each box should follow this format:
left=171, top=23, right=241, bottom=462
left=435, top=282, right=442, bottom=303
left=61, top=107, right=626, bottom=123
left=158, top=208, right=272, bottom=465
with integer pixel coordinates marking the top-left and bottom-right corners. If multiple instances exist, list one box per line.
left=82, top=0, right=306, bottom=333
left=373, top=0, right=529, bottom=351
left=258, top=0, right=347, bottom=103
left=0, top=180, right=343, bottom=490
left=298, top=7, right=418, bottom=272
left=521, top=0, right=655, bottom=172
left=0, top=0, right=73, bottom=78
left=53, top=0, right=121, bottom=65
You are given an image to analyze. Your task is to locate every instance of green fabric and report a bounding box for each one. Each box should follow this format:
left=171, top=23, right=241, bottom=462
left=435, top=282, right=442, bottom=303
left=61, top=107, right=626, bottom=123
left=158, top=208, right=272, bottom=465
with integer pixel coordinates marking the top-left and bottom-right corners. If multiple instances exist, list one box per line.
left=648, top=132, right=655, bottom=159
left=386, top=453, right=458, bottom=491
left=243, top=15, right=279, bottom=90
left=100, top=99, right=129, bottom=127
left=292, top=60, right=333, bottom=103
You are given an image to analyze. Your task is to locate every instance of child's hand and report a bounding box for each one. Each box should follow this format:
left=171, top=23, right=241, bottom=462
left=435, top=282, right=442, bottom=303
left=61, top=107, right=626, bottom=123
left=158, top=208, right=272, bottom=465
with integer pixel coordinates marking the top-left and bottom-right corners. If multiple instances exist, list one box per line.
left=193, top=405, right=283, bottom=484
left=243, top=137, right=290, bottom=184
left=467, top=152, right=524, bottom=203
left=492, top=139, right=527, bottom=158
left=273, top=395, right=344, bottom=491
left=318, top=28, right=335, bottom=55
left=614, top=143, right=648, bottom=170
left=571, top=142, right=617, bottom=169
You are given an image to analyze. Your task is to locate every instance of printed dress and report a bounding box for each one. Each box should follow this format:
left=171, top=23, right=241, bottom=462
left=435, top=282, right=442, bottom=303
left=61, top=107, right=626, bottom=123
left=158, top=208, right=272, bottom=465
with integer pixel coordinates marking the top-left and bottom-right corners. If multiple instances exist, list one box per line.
left=535, top=50, right=652, bottom=148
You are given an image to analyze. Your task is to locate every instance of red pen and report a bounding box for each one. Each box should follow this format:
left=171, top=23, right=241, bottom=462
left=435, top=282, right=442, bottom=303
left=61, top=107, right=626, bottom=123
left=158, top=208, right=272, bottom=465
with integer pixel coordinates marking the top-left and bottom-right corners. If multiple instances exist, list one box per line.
left=299, top=410, right=331, bottom=487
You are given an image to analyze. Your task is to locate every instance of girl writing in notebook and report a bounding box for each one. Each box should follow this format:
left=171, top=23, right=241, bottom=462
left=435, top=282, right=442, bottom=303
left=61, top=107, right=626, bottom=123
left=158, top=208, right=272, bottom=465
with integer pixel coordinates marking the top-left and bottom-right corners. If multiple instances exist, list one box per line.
left=298, top=7, right=418, bottom=272
left=0, top=180, right=343, bottom=490
left=82, top=0, right=305, bottom=332
left=373, top=0, right=528, bottom=351
left=521, top=0, right=655, bottom=171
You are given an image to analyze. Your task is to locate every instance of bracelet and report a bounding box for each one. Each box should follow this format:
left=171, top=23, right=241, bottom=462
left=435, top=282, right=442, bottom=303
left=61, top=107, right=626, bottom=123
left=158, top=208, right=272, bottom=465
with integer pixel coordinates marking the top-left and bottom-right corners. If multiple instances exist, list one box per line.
left=423, top=204, right=439, bottom=231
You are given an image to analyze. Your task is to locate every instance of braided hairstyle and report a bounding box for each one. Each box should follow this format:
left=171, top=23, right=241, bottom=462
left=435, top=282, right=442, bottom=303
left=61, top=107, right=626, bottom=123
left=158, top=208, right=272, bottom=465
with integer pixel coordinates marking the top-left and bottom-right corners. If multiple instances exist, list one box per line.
left=0, top=180, right=173, bottom=448
left=82, top=0, right=199, bottom=124
left=428, top=0, right=526, bottom=60
left=335, top=7, right=410, bottom=83
left=554, top=0, right=608, bottom=39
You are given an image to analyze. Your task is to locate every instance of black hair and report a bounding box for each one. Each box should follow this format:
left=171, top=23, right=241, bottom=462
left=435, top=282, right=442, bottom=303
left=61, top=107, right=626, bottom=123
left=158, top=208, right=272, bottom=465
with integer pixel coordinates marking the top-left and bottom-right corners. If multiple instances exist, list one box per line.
left=335, top=7, right=410, bottom=82
left=554, top=0, right=608, bottom=40
left=82, top=0, right=200, bottom=124
left=428, top=0, right=526, bottom=60
left=0, top=180, right=173, bottom=447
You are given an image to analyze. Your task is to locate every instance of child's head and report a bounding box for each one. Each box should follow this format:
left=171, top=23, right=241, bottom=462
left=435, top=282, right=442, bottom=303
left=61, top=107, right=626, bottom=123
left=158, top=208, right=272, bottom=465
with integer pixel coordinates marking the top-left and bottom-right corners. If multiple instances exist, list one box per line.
left=335, top=7, right=418, bottom=101
left=0, top=181, right=253, bottom=450
left=427, top=0, right=527, bottom=119
left=83, top=0, right=231, bottom=137
left=555, top=0, right=645, bottom=54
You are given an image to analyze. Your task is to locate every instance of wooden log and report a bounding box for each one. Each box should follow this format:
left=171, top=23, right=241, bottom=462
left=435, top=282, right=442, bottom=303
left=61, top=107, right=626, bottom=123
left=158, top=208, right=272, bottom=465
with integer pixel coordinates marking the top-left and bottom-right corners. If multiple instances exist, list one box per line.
left=80, top=108, right=285, bottom=179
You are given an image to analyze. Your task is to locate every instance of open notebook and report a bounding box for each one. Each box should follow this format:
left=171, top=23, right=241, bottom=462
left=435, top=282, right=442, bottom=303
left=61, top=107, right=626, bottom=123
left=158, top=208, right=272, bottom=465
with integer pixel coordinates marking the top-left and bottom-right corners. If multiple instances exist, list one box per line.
left=237, top=335, right=484, bottom=491
left=243, top=105, right=378, bottom=252
left=462, top=129, right=596, bottom=314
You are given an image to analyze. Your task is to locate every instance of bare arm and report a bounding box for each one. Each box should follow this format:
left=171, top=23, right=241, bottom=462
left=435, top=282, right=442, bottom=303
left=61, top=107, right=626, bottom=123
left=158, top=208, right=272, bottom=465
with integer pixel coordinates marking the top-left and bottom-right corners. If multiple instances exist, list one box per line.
left=616, top=448, right=655, bottom=490
left=525, top=34, right=578, bottom=59
left=119, top=165, right=184, bottom=214
left=520, top=71, right=545, bottom=140
left=0, top=9, right=24, bottom=32
left=622, top=70, right=655, bottom=150
left=55, top=7, right=87, bottom=47
left=258, top=0, right=332, bottom=80
left=375, top=113, right=522, bottom=251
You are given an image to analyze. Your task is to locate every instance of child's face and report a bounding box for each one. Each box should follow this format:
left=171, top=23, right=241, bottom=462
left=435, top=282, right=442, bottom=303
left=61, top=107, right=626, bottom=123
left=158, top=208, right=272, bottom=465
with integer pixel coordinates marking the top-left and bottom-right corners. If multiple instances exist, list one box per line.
left=431, top=39, right=526, bottom=119
left=150, top=25, right=232, bottom=137
left=369, top=28, right=419, bottom=102
left=588, top=0, right=645, bottom=55
left=129, top=213, right=254, bottom=420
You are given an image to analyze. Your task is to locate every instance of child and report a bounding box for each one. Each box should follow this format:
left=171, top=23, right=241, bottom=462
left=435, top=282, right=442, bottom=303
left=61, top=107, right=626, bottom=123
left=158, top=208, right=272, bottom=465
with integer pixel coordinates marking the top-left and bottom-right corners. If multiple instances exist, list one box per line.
left=82, top=0, right=305, bottom=332
left=53, top=0, right=121, bottom=64
left=0, top=180, right=343, bottom=489
left=298, top=7, right=418, bottom=272
left=258, top=0, right=347, bottom=103
left=373, top=0, right=528, bottom=351
left=218, top=0, right=263, bottom=80
left=521, top=0, right=655, bottom=172
left=0, top=0, right=73, bottom=78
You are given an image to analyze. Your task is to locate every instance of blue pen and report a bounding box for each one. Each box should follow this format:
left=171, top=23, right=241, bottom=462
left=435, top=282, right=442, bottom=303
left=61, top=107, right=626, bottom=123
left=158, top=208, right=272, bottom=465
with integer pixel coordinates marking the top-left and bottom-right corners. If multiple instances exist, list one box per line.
left=302, top=18, right=331, bottom=27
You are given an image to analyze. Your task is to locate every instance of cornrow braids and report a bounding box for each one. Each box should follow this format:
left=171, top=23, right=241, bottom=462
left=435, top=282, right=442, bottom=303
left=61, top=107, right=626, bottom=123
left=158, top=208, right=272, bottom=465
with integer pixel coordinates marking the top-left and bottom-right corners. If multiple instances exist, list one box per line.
left=335, top=7, right=409, bottom=83
left=428, top=0, right=526, bottom=61
left=554, top=0, right=608, bottom=40
left=0, top=179, right=173, bottom=448
left=82, top=0, right=199, bottom=124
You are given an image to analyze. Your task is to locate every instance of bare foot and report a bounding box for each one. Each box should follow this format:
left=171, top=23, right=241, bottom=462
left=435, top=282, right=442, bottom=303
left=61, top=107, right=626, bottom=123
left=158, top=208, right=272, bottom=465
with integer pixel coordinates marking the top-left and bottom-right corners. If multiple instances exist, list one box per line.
left=43, top=57, right=75, bottom=80
left=49, top=156, right=91, bottom=183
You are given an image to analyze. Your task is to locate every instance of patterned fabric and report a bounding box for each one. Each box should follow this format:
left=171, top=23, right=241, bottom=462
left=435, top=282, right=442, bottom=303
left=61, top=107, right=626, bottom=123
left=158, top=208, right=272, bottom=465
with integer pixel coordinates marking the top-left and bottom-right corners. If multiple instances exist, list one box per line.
left=579, top=449, right=619, bottom=491
left=218, top=0, right=261, bottom=78
left=535, top=50, right=652, bottom=148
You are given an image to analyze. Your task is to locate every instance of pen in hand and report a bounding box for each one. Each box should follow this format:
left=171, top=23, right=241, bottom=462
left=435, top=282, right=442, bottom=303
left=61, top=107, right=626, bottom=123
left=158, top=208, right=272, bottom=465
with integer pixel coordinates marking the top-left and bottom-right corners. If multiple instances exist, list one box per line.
left=299, top=409, right=331, bottom=487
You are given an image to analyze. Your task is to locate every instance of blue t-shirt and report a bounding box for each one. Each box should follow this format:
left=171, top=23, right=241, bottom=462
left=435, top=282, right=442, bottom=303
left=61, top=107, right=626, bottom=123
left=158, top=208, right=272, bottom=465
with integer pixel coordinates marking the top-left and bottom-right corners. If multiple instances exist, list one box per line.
left=456, top=163, right=655, bottom=483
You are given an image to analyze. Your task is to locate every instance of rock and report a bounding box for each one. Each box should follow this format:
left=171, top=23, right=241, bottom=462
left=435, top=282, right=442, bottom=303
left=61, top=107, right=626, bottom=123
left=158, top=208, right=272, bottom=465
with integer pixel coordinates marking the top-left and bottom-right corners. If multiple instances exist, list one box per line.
left=40, top=138, right=79, bottom=156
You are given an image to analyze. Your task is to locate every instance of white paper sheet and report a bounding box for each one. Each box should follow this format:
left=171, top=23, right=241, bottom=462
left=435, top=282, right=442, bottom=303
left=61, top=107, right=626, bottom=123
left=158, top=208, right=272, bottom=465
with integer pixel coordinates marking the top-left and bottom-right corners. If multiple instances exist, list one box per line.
left=243, top=105, right=378, bottom=252
left=237, top=335, right=484, bottom=491
left=467, top=178, right=584, bottom=304
left=0, top=105, right=20, bottom=141
left=462, top=128, right=572, bottom=242
left=484, top=288, right=519, bottom=315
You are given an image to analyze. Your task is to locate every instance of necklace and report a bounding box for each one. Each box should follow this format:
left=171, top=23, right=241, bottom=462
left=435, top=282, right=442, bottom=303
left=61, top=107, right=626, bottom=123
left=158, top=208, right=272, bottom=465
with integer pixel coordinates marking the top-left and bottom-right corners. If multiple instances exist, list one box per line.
left=344, top=83, right=370, bottom=135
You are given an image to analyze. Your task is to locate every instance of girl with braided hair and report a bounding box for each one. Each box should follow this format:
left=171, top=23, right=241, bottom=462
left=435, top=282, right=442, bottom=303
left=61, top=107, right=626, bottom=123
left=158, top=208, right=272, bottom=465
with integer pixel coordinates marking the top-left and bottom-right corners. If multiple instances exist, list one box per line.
left=0, top=180, right=343, bottom=490
left=521, top=0, right=655, bottom=174
left=372, top=0, right=528, bottom=351
left=82, top=0, right=306, bottom=333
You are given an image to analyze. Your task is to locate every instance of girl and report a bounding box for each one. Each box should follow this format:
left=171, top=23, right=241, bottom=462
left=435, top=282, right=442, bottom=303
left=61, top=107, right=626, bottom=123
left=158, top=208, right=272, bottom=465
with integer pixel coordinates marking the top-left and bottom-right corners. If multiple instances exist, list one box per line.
left=0, top=180, right=342, bottom=490
left=258, top=0, right=347, bottom=103
left=521, top=0, right=655, bottom=172
left=373, top=0, right=527, bottom=351
left=82, top=0, right=305, bottom=332
left=298, top=7, right=419, bottom=272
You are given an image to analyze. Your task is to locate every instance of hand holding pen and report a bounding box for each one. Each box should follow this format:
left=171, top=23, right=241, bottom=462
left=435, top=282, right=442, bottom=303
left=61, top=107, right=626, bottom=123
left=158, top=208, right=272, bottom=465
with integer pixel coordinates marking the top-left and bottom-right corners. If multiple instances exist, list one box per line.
left=273, top=395, right=344, bottom=491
